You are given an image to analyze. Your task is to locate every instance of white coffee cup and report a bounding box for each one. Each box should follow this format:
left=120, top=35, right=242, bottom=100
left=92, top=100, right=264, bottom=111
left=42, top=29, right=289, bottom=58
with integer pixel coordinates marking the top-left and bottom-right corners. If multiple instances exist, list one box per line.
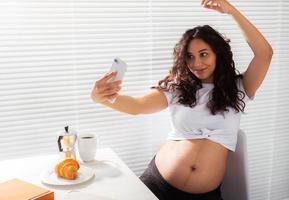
left=77, top=133, right=98, bottom=162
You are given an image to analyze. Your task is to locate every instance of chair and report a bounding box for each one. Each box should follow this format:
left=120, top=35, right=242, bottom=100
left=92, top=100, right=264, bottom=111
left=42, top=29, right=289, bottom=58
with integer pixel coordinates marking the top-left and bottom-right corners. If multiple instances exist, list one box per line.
left=221, top=129, right=250, bottom=200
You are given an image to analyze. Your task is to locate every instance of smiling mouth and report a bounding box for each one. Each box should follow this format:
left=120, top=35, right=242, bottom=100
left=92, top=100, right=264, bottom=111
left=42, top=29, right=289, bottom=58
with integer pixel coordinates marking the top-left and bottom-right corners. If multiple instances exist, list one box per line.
left=193, top=67, right=207, bottom=72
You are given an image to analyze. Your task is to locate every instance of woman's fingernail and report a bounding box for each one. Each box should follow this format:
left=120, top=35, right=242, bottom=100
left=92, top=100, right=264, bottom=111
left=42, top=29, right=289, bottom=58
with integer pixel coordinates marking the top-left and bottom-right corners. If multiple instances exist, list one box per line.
left=110, top=71, right=116, bottom=76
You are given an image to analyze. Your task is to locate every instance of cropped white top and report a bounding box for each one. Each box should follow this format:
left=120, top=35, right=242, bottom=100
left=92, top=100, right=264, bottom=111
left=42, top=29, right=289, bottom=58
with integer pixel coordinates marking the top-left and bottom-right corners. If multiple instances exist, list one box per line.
left=163, top=79, right=253, bottom=151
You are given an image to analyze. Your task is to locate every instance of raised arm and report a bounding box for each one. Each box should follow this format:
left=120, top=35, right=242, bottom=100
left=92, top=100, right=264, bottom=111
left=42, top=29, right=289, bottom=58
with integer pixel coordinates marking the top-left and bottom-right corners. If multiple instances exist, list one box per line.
left=202, top=0, right=273, bottom=97
left=91, top=71, right=168, bottom=115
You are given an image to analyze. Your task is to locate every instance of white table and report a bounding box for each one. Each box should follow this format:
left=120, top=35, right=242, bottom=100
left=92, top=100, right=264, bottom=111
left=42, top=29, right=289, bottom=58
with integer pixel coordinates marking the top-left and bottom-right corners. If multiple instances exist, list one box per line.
left=0, top=148, right=158, bottom=200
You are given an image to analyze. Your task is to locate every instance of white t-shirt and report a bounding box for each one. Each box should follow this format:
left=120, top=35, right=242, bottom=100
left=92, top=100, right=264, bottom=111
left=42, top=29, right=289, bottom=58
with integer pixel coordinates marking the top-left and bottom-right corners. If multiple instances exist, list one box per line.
left=163, top=79, right=253, bottom=151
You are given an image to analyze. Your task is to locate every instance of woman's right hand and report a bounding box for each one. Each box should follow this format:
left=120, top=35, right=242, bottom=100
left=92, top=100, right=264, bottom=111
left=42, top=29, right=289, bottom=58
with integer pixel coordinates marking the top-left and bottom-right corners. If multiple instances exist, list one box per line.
left=201, top=0, right=234, bottom=15
left=91, top=71, right=122, bottom=104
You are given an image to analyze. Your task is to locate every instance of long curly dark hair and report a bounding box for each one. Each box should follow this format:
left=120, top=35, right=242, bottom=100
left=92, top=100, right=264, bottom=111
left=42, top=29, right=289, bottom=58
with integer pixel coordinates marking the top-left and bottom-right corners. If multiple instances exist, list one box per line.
left=154, top=25, right=246, bottom=115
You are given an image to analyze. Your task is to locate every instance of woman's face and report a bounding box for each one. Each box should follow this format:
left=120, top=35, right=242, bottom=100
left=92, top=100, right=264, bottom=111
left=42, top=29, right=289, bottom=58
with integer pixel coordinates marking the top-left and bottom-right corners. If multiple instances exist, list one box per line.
left=186, top=38, right=217, bottom=83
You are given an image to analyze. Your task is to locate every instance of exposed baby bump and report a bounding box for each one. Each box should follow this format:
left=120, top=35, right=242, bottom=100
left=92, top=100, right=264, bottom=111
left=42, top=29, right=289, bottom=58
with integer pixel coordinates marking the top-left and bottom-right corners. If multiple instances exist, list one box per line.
left=155, top=139, right=228, bottom=193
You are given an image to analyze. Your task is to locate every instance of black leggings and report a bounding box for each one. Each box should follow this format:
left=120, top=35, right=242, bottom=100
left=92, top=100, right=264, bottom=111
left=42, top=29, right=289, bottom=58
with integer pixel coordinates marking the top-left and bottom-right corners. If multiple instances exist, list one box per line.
left=139, top=157, right=223, bottom=200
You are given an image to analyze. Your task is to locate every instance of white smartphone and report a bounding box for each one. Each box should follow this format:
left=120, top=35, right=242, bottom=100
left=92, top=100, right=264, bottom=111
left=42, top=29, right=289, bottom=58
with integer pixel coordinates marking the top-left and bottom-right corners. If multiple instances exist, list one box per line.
left=108, top=57, right=127, bottom=82
left=107, top=57, right=127, bottom=103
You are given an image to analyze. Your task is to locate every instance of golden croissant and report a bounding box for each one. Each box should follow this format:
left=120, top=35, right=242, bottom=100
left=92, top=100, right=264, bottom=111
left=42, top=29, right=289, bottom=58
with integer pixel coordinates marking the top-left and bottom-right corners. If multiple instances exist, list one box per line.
left=55, top=159, right=80, bottom=180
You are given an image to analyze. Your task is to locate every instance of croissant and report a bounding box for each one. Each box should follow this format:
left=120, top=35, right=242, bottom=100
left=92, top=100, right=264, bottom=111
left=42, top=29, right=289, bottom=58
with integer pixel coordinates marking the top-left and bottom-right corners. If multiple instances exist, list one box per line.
left=55, top=159, right=80, bottom=180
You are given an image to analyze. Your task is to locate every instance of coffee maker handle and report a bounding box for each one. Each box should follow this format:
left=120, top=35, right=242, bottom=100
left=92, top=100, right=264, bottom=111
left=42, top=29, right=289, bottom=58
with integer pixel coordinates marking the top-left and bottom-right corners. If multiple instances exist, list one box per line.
left=57, top=136, right=63, bottom=152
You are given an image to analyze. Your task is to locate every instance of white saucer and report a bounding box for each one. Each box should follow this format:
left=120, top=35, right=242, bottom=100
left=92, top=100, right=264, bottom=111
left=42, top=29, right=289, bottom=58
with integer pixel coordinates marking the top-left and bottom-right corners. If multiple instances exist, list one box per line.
left=41, top=165, right=94, bottom=186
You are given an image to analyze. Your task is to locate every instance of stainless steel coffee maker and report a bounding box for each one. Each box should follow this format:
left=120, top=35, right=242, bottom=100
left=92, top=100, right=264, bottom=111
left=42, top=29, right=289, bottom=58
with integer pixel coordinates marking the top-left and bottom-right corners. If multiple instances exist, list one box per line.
left=57, top=126, right=77, bottom=160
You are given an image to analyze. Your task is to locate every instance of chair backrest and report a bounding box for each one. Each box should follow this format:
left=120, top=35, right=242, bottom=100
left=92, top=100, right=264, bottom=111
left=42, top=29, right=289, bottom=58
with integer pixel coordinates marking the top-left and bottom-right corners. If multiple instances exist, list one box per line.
left=221, top=129, right=250, bottom=200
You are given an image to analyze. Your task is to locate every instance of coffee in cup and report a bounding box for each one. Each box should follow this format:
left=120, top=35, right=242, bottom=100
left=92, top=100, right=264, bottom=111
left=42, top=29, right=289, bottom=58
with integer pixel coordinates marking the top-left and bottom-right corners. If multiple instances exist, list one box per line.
left=77, top=133, right=98, bottom=162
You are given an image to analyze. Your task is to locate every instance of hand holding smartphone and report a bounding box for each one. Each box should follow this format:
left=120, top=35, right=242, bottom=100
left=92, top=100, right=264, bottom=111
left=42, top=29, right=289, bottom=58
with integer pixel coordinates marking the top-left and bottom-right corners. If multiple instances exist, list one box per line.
left=107, top=57, right=127, bottom=103
left=108, top=57, right=127, bottom=82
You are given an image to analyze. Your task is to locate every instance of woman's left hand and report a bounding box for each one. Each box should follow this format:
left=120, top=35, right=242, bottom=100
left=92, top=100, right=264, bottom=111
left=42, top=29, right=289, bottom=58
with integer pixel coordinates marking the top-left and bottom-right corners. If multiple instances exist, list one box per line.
left=201, top=0, right=235, bottom=14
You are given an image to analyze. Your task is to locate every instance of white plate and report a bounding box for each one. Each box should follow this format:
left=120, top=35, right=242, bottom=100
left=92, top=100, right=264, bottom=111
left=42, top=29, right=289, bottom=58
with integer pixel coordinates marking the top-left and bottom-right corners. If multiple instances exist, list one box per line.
left=41, top=165, right=94, bottom=186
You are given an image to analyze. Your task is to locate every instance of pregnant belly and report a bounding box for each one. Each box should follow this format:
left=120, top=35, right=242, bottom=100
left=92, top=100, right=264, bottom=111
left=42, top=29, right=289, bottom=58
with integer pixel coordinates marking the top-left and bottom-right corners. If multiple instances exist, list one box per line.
left=155, top=139, right=228, bottom=193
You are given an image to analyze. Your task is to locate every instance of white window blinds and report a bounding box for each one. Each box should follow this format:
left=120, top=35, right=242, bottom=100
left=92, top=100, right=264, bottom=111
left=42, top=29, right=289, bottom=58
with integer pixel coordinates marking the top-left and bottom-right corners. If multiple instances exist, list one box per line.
left=0, top=0, right=288, bottom=199
left=0, top=0, right=154, bottom=173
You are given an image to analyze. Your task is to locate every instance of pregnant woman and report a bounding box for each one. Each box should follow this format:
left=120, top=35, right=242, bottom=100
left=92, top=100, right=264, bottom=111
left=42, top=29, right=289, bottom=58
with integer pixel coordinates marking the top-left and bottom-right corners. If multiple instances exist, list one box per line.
left=91, top=0, right=273, bottom=199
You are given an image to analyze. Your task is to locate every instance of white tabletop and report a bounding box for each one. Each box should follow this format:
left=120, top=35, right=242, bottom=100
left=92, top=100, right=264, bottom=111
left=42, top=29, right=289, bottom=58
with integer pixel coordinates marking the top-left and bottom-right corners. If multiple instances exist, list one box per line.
left=0, top=148, right=158, bottom=200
